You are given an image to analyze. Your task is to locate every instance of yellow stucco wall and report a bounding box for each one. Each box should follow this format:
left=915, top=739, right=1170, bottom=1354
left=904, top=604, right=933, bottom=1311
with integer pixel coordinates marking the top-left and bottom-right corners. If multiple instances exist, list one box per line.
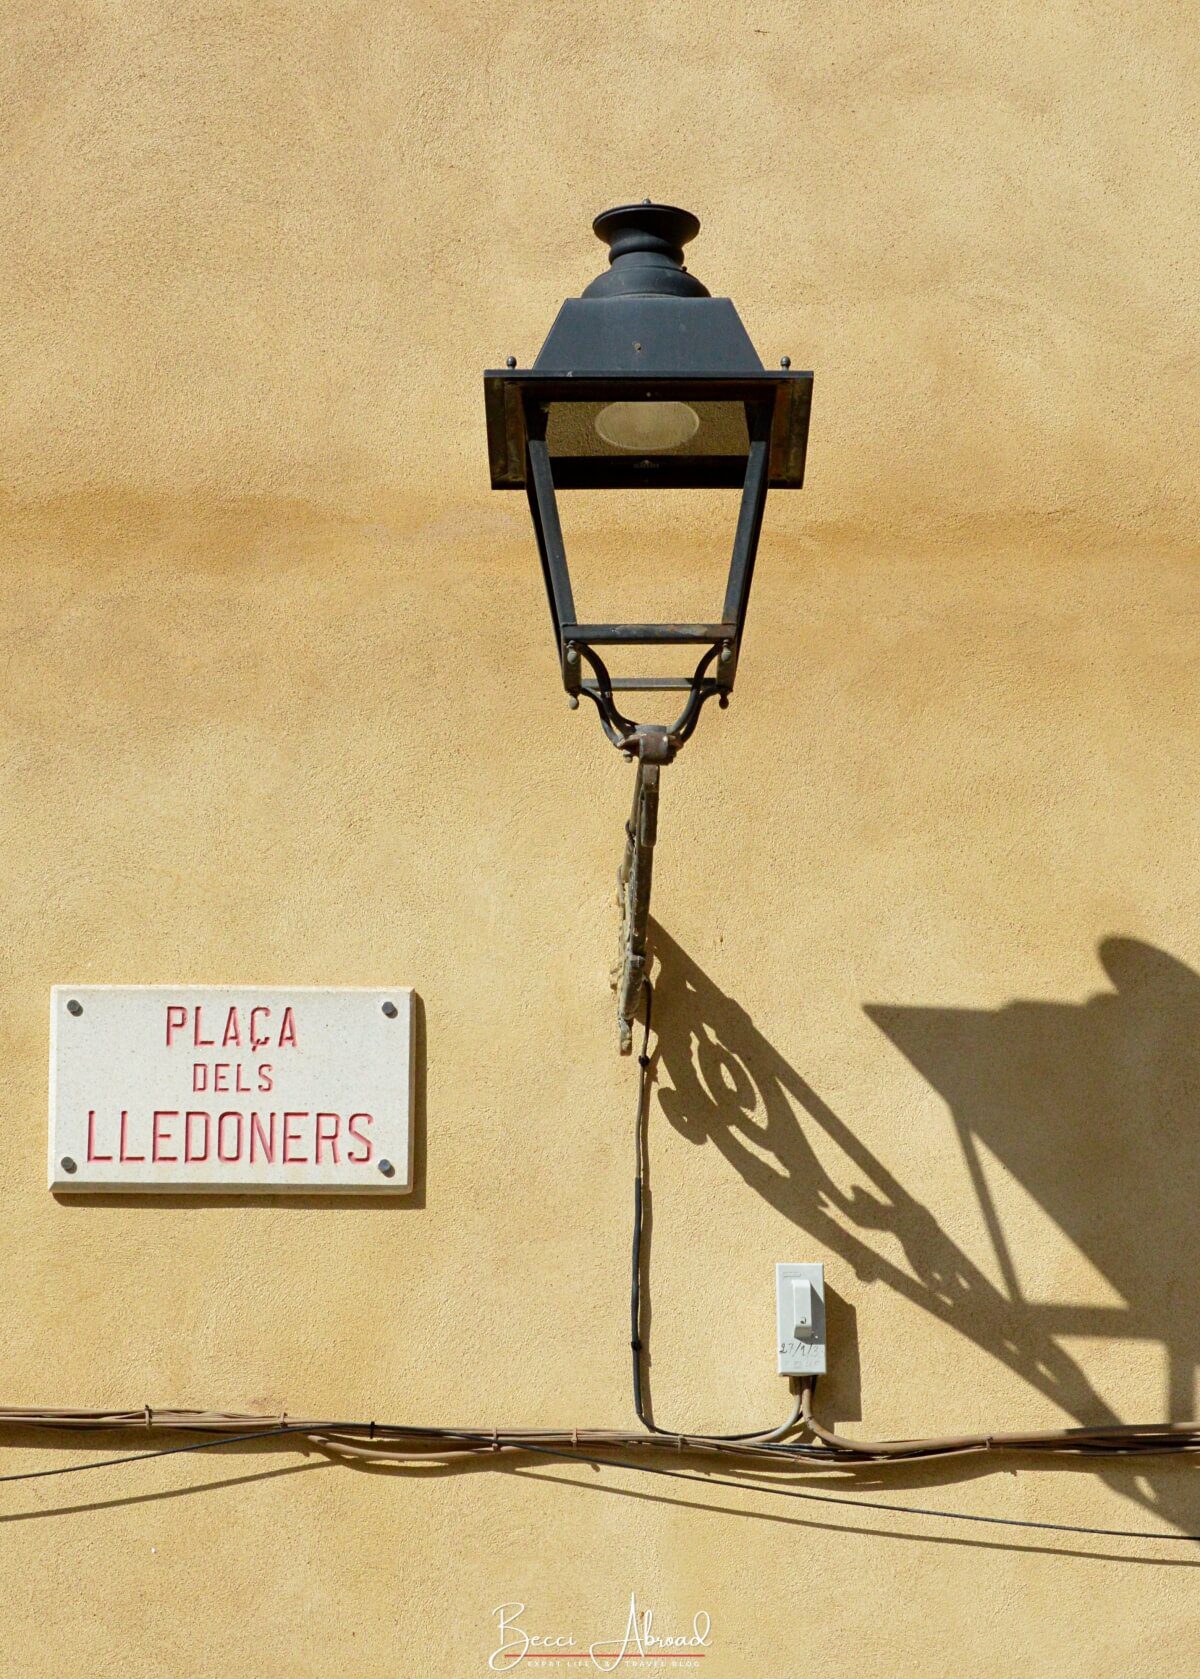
left=2, top=3, right=1199, bottom=1673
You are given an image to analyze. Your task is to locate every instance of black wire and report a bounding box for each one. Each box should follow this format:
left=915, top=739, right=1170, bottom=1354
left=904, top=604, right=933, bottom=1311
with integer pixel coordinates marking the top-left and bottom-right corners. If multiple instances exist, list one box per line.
left=4, top=1421, right=1200, bottom=1544
left=460, top=1433, right=1200, bottom=1544
left=630, top=977, right=654, bottom=1427
left=0, top=1425, right=308, bottom=1485
left=629, top=978, right=799, bottom=1442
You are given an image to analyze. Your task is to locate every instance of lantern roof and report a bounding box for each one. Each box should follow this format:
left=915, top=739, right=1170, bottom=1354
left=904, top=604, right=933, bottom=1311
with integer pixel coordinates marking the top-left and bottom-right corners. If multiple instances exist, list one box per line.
left=484, top=202, right=812, bottom=490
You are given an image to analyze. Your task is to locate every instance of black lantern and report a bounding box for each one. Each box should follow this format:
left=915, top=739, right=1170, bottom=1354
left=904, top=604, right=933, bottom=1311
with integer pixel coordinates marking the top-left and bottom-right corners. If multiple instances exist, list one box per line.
left=484, top=200, right=812, bottom=761
left=484, top=202, right=813, bottom=1049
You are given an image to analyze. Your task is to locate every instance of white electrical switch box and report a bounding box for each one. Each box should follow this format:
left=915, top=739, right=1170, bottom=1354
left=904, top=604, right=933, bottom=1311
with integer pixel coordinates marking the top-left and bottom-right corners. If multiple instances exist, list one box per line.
left=776, top=1262, right=826, bottom=1375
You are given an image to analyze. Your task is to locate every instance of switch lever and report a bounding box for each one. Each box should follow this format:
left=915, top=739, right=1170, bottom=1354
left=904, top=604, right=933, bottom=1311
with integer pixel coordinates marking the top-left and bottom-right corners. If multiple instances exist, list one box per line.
left=792, top=1278, right=814, bottom=1338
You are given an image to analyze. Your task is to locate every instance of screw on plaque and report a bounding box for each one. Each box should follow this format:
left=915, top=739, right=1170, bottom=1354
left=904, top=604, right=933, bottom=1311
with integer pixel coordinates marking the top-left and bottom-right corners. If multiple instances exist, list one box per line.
left=67, top=999, right=83, bottom=1016
left=381, top=1001, right=398, bottom=1018
left=378, top=1159, right=395, bottom=1177
left=61, top=1157, right=77, bottom=1174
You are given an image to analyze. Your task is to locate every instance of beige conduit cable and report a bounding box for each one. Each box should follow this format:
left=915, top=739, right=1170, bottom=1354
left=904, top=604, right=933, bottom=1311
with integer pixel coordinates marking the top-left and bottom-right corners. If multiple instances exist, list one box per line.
left=10, top=1406, right=1200, bottom=1552
left=4, top=1398, right=1200, bottom=1471
left=0, top=1408, right=807, bottom=1466
left=796, top=1380, right=1200, bottom=1461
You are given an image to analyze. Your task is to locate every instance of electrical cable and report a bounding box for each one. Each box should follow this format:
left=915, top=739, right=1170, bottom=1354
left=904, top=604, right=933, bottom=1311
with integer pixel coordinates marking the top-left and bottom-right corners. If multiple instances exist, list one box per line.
left=797, top=1380, right=1200, bottom=1461
left=2, top=1417, right=1199, bottom=1545
left=630, top=979, right=804, bottom=1443
left=0, top=1426, right=306, bottom=1484
left=415, top=1431, right=1200, bottom=1544
left=6, top=1406, right=1199, bottom=1466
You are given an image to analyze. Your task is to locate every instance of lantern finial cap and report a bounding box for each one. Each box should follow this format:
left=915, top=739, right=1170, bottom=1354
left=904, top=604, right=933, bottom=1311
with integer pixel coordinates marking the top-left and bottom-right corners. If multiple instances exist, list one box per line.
left=584, top=202, right=710, bottom=299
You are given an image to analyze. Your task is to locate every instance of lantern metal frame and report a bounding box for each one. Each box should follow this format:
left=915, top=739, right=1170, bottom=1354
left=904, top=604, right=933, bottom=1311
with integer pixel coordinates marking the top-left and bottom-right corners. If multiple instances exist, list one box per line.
left=483, top=202, right=813, bottom=1046
left=484, top=370, right=811, bottom=757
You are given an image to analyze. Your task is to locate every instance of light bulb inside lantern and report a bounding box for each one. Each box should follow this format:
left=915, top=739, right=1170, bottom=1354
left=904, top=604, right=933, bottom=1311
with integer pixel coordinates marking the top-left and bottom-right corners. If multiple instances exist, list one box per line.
left=594, top=401, right=700, bottom=453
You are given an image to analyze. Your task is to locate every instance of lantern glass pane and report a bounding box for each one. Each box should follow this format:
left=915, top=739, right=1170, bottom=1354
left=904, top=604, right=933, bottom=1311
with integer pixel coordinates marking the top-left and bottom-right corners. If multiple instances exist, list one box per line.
left=594, top=401, right=700, bottom=452
left=544, top=399, right=749, bottom=463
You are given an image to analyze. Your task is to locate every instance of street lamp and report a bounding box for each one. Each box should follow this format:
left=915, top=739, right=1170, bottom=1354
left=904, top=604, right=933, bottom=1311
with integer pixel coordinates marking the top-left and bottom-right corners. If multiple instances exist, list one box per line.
left=484, top=201, right=813, bottom=1046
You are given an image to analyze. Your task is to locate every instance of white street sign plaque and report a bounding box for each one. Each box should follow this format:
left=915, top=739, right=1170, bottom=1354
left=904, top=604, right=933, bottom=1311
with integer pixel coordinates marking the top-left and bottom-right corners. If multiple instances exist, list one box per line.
left=49, top=986, right=415, bottom=1193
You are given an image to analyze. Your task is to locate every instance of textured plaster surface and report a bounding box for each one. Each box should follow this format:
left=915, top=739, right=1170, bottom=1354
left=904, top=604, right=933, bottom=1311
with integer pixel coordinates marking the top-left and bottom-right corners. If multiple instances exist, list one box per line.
left=1, top=3, right=1199, bottom=1675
